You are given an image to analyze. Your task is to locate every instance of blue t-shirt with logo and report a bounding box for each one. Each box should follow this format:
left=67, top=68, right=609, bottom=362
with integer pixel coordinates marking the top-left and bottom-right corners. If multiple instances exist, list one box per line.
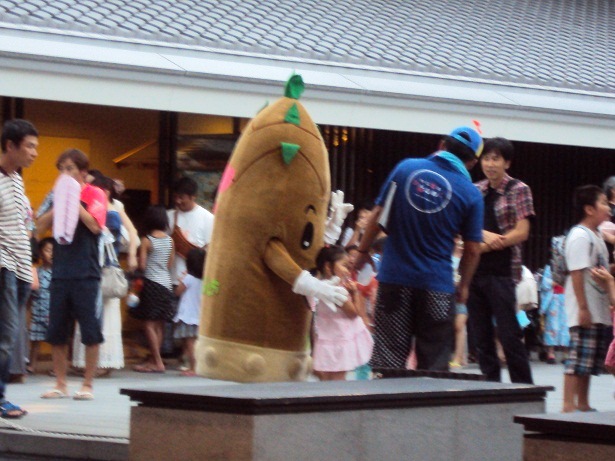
left=375, top=155, right=484, bottom=293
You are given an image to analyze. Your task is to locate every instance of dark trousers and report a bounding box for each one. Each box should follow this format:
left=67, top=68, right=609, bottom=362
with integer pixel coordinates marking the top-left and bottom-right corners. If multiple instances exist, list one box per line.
left=0, top=269, right=30, bottom=400
left=467, top=274, right=533, bottom=384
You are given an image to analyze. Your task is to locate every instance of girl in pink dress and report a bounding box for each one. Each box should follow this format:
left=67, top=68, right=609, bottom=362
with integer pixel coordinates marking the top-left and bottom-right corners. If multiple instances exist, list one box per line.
left=311, top=246, right=374, bottom=381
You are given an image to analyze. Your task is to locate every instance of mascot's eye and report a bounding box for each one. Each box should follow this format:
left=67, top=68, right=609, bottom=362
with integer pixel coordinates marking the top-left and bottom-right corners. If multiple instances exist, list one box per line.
left=301, top=222, right=314, bottom=249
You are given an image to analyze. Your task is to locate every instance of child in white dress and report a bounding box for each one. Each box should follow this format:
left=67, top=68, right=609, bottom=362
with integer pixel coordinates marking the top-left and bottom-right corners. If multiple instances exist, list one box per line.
left=174, top=248, right=205, bottom=376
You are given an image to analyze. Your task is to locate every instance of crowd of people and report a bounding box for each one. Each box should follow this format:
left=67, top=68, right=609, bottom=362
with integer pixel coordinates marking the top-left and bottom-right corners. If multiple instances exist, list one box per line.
left=348, top=127, right=615, bottom=414
left=329, top=125, right=615, bottom=415
left=1, top=117, right=615, bottom=420
left=0, top=119, right=214, bottom=415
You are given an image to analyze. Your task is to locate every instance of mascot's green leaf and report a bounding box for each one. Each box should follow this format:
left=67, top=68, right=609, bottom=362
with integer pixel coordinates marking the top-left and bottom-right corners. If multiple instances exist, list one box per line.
left=284, top=103, right=300, bottom=125
left=281, top=142, right=300, bottom=165
left=284, top=74, right=304, bottom=99
left=203, top=279, right=220, bottom=296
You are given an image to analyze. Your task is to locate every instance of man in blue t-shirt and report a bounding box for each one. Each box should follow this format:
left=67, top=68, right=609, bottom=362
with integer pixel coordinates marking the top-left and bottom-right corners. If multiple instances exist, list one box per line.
left=356, top=126, right=484, bottom=371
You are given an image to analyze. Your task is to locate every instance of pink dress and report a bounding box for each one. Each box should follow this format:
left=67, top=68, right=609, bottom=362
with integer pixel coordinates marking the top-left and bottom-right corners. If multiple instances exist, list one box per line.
left=310, top=296, right=374, bottom=372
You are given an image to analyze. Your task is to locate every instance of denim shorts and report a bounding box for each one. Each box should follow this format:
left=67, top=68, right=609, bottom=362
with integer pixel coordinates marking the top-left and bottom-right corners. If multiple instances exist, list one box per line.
left=47, top=278, right=103, bottom=346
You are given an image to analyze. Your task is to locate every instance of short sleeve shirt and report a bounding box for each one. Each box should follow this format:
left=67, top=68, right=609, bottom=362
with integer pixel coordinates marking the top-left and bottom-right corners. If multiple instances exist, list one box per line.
left=52, top=185, right=107, bottom=280
left=0, top=167, right=33, bottom=283
left=174, top=274, right=203, bottom=325
left=167, top=205, right=214, bottom=284
left=564, top=226, right=612, bottom=327
left=375, top=156, right=484, bottom=293
left=474, top=175, right=535, bottom=282
left=80, top=184, right=107, bottom=228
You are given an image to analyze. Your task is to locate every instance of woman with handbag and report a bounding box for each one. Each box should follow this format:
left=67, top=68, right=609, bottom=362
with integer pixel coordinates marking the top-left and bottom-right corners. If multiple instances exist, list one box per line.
left=72, top=176, right=137, bottom=377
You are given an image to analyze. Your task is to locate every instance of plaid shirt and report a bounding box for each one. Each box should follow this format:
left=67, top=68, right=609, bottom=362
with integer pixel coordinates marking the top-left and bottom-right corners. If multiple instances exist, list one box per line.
left=475, top=174, right=535, bottom=282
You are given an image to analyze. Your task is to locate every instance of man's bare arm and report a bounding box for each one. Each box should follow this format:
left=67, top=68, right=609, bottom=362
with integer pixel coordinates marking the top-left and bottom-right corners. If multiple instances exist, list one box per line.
left=356, top=206, right=383, bottom=269
left=483, top=218, right=530, bottom=252
left=456, top=240, right=481, bottom=304
left=79, top=205, right=102, bottom=235
left=35, top=209, right=53, bottom=239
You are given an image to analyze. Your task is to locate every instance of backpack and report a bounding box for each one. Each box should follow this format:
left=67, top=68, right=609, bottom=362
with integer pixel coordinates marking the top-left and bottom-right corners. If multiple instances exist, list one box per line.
left=550, top=226, right=594, bottom=286
left=550, top=234, right=567, bottom=286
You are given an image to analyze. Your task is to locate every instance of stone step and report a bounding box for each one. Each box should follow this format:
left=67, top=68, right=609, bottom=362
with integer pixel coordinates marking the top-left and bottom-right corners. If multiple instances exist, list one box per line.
left=0, top=429, right=128, bottom=461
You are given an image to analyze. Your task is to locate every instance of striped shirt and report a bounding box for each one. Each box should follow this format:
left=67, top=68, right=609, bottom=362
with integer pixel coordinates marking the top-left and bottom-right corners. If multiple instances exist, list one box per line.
left=144, top=235, right=173, bottom=290
left=0, top=166, right=33, bottom=283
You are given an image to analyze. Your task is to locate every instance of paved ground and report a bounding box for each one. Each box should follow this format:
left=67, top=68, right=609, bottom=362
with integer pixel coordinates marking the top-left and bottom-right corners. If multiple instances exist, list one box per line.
left=1, top=357, right=614, bottom=440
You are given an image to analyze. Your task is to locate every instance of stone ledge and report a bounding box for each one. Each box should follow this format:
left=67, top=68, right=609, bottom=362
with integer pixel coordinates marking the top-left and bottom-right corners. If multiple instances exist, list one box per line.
left=0, top=429, right=128, bottom=461
left=121, top=377, right=553, bottom=415
left=515, top=411, right=615, bottom=443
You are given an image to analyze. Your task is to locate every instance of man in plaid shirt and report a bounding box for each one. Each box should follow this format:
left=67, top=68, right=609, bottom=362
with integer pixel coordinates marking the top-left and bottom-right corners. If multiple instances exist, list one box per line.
left=468, top=137, right=535, bottom=384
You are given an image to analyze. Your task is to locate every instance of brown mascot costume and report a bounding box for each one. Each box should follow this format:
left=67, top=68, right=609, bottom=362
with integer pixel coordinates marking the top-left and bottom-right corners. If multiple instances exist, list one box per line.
left=196, top=75, right=351, bottom=382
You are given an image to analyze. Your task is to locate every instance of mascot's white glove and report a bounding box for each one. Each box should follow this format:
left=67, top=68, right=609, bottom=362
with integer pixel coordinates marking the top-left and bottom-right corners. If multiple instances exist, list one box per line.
left=324, top=190, right=354, bottom=245
left=292, top=270, right=348, bottom=312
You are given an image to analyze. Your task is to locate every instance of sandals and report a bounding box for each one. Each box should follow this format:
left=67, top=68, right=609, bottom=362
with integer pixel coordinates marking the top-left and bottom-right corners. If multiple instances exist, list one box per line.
left=0, top=401, right=27, bottom=419
left=133, top=364, right=165, bottom=374
left=41, top=389, right=70, bottom=399
left=41, top=387, right=95, bottom=401
left=96, top=369, right=112, bottom=378
left=73, top=391, right=94, bottom=401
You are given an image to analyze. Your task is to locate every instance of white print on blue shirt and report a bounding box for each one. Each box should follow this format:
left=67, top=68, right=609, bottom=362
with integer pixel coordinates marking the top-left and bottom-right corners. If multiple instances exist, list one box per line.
left=405, top=169, right=452, bottom=214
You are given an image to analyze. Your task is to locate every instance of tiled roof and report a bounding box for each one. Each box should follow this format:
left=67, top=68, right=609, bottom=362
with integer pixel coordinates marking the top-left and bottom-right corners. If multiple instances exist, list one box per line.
left=0, top=0, right=612, bottom=93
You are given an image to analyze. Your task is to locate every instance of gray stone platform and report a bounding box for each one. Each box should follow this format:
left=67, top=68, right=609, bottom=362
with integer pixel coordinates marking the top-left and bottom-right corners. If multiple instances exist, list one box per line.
left=515, top=411, right=615, bottom=460
left=122, top=377, right=552, bottom=461
left=1, top=361, right=612, bottom=460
